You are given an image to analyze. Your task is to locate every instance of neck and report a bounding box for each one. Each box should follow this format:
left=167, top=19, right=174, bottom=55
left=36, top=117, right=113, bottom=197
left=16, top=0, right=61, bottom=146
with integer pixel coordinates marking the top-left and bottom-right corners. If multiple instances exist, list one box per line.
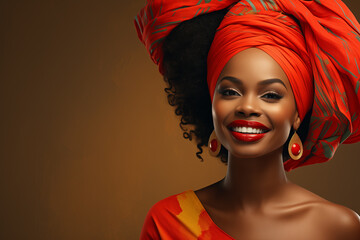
left=220, top=148, right=289, bottom=211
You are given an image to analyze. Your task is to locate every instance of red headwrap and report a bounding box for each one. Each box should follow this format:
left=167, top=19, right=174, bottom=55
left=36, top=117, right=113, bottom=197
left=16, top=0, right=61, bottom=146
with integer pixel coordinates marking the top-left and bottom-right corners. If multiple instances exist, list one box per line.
left=207, top=6, right=313, bottom=122
left=135, top=0, right=360, bottom=171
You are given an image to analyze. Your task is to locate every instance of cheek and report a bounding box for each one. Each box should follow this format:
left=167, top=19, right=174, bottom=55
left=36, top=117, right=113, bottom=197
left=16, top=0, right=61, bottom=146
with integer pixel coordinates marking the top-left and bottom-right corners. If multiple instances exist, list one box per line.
left=266, top=101, right=296, bottom=128
left=212, top=98, right=233, bottom=123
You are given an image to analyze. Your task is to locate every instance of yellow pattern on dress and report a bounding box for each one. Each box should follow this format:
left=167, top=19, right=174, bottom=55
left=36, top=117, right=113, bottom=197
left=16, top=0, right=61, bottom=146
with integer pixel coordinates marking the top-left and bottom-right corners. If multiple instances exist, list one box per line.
left=176, top=191, right=203, bottom=237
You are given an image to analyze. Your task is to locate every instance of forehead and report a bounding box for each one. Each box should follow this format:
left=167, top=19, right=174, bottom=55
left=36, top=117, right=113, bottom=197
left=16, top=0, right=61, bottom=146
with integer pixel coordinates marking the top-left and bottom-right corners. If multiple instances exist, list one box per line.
left=218, top=48, right=291, bottom=89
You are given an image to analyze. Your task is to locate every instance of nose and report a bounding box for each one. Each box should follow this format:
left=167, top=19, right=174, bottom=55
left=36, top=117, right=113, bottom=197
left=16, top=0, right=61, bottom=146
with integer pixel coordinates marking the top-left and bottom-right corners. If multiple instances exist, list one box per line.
left=235, top=93, right=261, bottom=117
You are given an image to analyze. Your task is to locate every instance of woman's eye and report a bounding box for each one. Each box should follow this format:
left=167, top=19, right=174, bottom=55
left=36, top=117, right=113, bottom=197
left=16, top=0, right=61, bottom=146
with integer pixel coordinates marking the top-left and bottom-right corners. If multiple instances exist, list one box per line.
left=262, top=92, right=283, bottom=100
left=221, top=89, right=240, bottom=96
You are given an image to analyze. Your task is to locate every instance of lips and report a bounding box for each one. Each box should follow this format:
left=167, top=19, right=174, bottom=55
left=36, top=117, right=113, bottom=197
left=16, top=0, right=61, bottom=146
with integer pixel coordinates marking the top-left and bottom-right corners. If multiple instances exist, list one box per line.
left=227, top=120, right=270, bottom=142
left=227, top=120, right=270, bottom=130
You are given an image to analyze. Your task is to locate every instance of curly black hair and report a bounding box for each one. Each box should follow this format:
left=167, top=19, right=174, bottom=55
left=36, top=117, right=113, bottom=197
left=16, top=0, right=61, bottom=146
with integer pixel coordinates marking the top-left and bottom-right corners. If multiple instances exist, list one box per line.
left=161, top=9, right=311, bottom=164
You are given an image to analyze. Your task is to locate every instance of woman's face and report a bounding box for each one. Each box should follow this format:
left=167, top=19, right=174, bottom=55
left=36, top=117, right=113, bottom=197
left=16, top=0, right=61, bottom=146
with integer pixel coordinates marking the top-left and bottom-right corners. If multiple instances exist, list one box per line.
left=212, top=48, right=300, bottom=159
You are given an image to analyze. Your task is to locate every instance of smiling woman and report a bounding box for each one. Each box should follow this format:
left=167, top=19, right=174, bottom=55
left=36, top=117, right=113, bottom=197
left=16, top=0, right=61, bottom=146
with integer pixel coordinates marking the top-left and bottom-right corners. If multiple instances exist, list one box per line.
left=134, top=0, right=360, bottom=239
left=213, top=48, right=300, bottom=159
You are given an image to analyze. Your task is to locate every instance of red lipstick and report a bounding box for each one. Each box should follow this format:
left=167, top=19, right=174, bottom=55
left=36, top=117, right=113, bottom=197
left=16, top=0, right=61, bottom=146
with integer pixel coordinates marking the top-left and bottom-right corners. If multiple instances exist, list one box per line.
left=228, top=120, right=270, bottom=130
left=227, top=120, right=270, bottom=142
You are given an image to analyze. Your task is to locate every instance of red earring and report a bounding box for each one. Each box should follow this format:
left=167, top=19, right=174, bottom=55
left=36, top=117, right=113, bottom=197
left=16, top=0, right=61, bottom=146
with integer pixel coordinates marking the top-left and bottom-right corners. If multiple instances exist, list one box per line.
left=288, top=130, right=303, bottom=160
left=208, top=130, right=221, bottom=157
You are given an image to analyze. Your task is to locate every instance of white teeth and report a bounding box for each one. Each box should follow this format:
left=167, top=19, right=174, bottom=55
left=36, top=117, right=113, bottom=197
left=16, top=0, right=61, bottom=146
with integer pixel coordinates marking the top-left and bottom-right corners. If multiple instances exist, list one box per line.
left=232, top=127, right=266, bottom=134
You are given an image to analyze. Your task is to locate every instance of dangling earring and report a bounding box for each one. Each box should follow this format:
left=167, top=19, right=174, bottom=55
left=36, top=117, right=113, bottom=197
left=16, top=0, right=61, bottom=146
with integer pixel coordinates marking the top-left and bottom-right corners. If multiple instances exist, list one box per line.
left=208, top=130, right=221, bottom=157
left=288, top=130, right=303, bottom=160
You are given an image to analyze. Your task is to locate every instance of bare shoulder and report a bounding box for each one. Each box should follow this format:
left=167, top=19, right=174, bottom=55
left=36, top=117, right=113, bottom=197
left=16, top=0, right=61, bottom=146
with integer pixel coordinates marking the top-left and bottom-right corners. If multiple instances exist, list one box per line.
left=313, top=201, right=360, bottom=240
left=284, top=183, right=360, bottom=239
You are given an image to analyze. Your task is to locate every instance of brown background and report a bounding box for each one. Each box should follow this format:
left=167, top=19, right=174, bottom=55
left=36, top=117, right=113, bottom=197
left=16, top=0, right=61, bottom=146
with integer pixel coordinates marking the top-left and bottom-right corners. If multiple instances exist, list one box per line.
left=0, top=0, right=359, bottom=239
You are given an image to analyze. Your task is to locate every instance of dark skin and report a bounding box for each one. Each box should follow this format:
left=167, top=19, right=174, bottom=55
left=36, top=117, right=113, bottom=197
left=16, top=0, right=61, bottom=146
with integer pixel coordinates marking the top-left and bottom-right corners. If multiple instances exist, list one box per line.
left=194, top=48, right=360, bottom=240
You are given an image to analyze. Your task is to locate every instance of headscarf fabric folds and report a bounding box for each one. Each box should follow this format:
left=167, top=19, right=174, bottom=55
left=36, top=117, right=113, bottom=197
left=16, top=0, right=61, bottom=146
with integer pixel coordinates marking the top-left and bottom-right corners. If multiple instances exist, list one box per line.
left=207, top=7, right=314, bottom=122
left=134, top=0, right=360, bottom=171
left=134, top=0, right=239, bottom=75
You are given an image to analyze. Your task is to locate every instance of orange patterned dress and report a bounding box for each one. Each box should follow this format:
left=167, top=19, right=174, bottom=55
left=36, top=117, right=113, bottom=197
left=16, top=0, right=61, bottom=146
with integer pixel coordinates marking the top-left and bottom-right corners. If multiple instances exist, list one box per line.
left=140, top=190, right=234, bottom=239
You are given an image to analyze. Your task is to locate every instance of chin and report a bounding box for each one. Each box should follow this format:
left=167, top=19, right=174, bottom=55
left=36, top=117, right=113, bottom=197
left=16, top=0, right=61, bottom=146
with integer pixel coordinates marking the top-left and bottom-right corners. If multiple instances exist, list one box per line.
left=230, top=151, right=266, bottom=159
left=227, top=144, right=284, bottom=160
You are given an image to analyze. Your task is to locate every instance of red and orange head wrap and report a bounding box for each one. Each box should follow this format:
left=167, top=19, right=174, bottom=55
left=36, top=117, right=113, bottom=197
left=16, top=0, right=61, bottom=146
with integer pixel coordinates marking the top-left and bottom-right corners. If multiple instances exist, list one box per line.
left=207, top=3, right=313, bottom=122
left=135, top=0, right=360, bottom=171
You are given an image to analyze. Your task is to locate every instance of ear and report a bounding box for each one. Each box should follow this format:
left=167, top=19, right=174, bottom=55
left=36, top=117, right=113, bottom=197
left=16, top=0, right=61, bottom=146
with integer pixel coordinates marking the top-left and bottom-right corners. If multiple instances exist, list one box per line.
left=293, top=111, right=301, bottom=130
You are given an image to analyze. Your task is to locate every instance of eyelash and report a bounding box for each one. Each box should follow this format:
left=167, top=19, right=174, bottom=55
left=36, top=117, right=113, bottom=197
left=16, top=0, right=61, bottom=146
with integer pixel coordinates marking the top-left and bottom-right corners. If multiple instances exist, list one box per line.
left=220, top=89, right=239, bottom=96
left=220, top=89, right=283, bottom=100
left=262, top=92, right=283, bottom=100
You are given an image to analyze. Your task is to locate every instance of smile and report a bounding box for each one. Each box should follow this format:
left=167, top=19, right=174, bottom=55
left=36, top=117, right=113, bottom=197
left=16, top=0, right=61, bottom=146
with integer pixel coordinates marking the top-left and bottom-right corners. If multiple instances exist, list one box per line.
left=227, top=120, right=271, bottom=142
left=229, top=131, right=269, bottom=142
left=230, top=126, right=268, bottom=134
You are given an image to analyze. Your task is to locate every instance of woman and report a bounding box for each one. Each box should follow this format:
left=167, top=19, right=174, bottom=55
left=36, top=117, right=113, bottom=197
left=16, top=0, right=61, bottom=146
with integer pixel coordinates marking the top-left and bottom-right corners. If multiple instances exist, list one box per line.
left=134, top=0, right=360, bottom=239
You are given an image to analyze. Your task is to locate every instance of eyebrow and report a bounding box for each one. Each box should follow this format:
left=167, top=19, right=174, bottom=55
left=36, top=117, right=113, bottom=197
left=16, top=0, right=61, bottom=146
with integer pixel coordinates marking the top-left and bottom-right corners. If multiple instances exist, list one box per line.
left=219, top=76, right=287, bottom=89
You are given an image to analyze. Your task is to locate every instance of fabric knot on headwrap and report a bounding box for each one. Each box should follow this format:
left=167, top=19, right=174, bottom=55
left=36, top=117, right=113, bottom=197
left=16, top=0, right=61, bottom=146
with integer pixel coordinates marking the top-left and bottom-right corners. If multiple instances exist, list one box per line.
left=134, top=0, right=360, bottom=171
